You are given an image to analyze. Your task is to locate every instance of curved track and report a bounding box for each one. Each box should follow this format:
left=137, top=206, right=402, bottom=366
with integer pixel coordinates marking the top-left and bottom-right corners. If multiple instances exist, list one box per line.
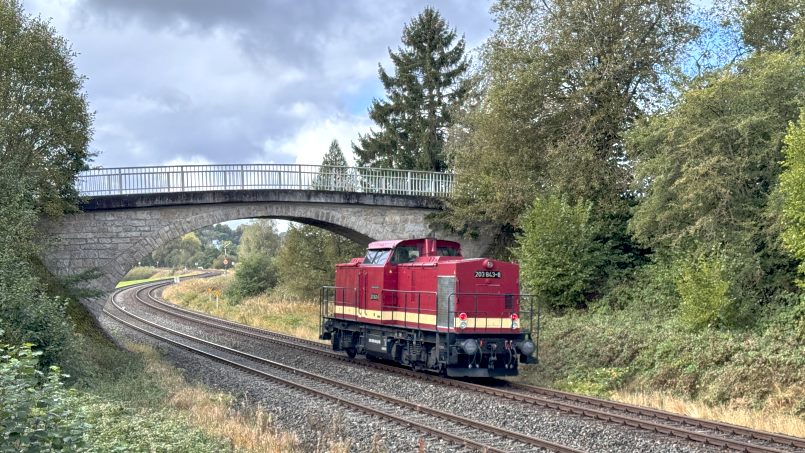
left=129, top=278, right=804, bottom=453
left=107, top=281, right=583, bottom=453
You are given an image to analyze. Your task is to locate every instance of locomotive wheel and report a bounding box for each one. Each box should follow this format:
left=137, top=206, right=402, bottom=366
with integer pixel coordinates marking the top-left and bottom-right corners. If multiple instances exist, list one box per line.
left=345, top=347, right=357, bottom=359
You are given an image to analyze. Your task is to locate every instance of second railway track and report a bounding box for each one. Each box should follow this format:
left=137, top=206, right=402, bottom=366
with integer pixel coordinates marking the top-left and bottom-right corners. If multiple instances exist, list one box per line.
left=115, top=278, right=804, bottom=453
left=108, top=280, right=582, bottom=453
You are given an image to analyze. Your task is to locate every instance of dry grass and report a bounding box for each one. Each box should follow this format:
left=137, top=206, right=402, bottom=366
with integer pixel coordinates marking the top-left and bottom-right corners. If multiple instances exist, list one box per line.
left=130, top=343, right=352, bottom=452
left=163, top=276, right=805, bottom=441
left=612, top=390, right=805, bottom=438
left=162, top=274, right=323, bottom=342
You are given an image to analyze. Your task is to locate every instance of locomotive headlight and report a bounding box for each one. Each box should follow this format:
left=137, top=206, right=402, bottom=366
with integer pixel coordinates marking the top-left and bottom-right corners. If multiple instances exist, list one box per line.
left=461, top=339, right=479, bottom=355
left=510, top=313, right=519, bottom=329
left=485, top=259, right=494, bottom=269
left=518, top=340, right=535, bottom=356
left=458, top=312, right=468, bottom=330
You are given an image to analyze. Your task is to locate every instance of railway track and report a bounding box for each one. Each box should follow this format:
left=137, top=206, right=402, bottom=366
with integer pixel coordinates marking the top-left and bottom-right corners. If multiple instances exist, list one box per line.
left=128, top=278, right=805, bottom=453
left=107, top=282, right=582, bottom=453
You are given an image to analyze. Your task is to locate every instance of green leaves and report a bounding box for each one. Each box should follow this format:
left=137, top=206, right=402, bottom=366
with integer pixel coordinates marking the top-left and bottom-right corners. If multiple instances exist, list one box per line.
left=675, top=253, right=734, bottom=330
left=274, top=224, right=363, bottom=300
left=779, top=110, right=805, bottom=284
left=353, top=7, right=469, bottom=171
left=514, top=195, right=606, bottom=309
left=0, top=0, right=92, bottom=217
left=0, top=342, right=87, bottom=452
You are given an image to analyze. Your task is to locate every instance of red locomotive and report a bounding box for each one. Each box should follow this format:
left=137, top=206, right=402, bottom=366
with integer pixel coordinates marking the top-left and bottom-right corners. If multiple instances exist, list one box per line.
left=319, top=238, right=538, bottom=377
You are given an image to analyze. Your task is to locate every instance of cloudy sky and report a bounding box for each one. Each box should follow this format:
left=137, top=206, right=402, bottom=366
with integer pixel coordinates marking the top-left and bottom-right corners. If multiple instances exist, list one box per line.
left=22, top=0, right=495, bottom=169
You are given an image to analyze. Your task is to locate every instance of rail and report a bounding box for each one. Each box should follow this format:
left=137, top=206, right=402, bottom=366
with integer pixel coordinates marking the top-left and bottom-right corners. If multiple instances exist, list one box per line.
left=76, top=164, right=454, bottom=197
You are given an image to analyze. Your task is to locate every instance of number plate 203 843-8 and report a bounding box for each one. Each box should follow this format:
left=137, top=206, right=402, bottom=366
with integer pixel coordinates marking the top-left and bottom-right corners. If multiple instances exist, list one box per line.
left=475, top=270, right=502, bottom=278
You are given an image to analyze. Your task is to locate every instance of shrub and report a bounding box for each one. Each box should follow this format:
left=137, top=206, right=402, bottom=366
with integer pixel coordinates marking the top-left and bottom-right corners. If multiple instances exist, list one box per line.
left=779, top=109, right=805, bottom=285
left=227, top=254, right=278, bottom=302
left=675, top=252, right=734, bottom=330
left=0, top=339, right=87, bottom=452
left=514, top=194, right=605, bottom=309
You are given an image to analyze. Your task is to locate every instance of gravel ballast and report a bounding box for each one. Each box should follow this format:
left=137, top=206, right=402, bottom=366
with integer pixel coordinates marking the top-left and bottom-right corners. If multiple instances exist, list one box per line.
left=103, top=284, right=722, bottom=452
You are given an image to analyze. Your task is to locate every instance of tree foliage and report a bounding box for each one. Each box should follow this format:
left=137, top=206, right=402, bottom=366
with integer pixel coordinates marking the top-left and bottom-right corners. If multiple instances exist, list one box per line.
left=229, top=220, right=282, bottom=300
left=0, top=148, right=75, bottom=369
left=238, top=220, right=281, bottom=259
left=514, top=195, right=605, bottom=309
left=353, top=7, right=469, bottom=171
left=443, top=0, right=696, bottom=243
left=0, top=0, right=93, bottom=216
left=275, top=225, right=363, bottom=300
left=735, top=0, right=804, bottom=52
left=779, top=109, right=805, bottom=284
left=675, top=252, right=734, bottom=330
left=628, top=37, right=805, bottom=302
left=144, top=224, right=242, bottom=269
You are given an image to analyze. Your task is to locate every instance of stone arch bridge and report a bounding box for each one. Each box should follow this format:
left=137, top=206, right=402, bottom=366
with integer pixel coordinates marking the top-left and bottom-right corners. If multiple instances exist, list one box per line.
left=40, top=164, right=488, bottom=312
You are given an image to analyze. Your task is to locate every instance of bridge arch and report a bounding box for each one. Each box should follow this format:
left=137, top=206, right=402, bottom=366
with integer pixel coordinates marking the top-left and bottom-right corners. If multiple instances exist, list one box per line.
left=40, top=189, right=490, bottom=314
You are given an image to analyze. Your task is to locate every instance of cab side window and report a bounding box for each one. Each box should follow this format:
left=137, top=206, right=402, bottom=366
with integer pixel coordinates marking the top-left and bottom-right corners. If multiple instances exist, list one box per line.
left=391, top=246, right=419, bottom=264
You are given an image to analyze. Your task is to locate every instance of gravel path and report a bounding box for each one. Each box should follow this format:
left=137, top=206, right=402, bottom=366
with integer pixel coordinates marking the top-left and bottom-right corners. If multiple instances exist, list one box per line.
left=103, top=284, right=721, bottom=453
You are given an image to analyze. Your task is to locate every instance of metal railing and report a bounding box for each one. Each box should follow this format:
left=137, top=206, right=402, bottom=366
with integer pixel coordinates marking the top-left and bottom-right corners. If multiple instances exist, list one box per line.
left=76, top=164, right=454, bottom=197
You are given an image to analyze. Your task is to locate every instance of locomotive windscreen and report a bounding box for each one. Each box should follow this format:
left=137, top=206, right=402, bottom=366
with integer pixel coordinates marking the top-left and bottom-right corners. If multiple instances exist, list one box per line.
left=363, top=249, right=391, bottom=265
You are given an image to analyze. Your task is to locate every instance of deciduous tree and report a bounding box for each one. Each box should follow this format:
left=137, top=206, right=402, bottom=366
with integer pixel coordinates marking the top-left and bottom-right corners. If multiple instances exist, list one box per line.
left=0, top=0, right=93, bottom=216
left=443, top=0, right=696, bottom=243
left=779, top=110, right=805, bottom=284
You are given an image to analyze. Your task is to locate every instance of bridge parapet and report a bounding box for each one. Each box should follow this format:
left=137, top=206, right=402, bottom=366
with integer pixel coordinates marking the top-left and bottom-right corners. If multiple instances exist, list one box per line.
left=77, top=164, right=454, bottom=197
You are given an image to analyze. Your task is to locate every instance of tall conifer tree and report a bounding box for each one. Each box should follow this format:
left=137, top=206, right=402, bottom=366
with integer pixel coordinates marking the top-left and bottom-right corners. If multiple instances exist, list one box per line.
left=353, top=7, right=469, bottom=171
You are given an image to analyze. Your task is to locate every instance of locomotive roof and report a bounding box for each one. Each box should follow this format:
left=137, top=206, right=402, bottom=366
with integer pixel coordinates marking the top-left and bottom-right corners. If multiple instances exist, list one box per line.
left=366, top=238, right=461, bottom=250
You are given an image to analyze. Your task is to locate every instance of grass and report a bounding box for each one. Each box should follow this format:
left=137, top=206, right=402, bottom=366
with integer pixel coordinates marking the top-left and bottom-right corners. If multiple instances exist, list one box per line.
left=612, top=390, right=805, bottom=438
left=116, top=267, right=206, bottom=288
left=163, top=274, right=805, bottom=439
left=162, top=274, right=323, bottom=342
left=120, top=343, right=308, bottom=452
left=518, top=304, right=805, bottom=438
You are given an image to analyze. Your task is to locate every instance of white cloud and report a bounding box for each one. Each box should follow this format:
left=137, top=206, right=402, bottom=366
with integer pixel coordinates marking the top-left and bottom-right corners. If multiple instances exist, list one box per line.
left=21, top=0, right=494, bottom=170
left=263, top=115, right=373, bottom=166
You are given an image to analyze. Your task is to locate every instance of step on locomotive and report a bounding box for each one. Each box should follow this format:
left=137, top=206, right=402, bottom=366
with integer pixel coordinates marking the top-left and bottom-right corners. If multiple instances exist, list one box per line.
left=319, top=238, right=539, bottom=378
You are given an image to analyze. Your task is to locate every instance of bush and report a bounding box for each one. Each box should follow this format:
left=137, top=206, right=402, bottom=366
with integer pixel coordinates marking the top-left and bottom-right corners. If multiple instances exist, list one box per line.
left=0, top=339, right=87, bottom=452
left=227, top=254, right=278, bottom=302
left=514, top=194, right=605, bottom=309
left=675, top=252, right=735, bottom=330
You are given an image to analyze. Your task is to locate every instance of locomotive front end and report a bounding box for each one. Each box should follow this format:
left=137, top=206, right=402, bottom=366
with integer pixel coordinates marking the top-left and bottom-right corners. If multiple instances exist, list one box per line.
left=439, top=258, right=537, bottom=377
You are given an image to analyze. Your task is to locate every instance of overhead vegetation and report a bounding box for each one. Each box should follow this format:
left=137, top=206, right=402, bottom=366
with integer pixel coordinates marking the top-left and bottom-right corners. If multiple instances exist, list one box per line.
left=0, top=0, right=91, bottom=369
left=352, top=7, right=470, bottom=171
left=779, top=110, right=805, bottom=284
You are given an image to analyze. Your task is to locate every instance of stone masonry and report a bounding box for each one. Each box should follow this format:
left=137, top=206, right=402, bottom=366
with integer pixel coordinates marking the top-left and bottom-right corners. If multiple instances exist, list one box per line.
left=39, top=190, right=490, bottom=315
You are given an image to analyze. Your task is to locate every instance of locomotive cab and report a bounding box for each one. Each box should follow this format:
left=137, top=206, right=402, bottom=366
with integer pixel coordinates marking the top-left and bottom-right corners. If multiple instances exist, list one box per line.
left=320, top=238, right=539, bottom=378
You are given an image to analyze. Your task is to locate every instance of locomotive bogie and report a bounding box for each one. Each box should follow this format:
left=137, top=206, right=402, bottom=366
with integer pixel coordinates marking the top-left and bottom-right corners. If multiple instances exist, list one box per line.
left=324, top=317, right=531, bottom=377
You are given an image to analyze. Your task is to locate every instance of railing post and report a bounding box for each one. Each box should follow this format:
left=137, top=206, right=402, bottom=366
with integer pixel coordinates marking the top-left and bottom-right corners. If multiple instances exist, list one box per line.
left=117, top=168, right=123, bottom=195
left=240, top=164, right=244, bottom=190
left=298, top=164, right=302, bottom=189
left=407, top=171, right=411, bottom=195
left=180, top=166, right=185, bottom=192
